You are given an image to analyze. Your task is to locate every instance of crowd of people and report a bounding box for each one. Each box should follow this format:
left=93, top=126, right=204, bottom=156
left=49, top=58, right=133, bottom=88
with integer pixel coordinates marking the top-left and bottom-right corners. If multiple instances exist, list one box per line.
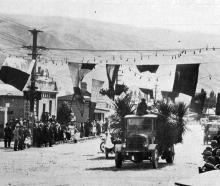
left=4, top=119, right=31, bottom=151
left=3, top=116, right=109, bottom=151
left=199, top=129, right=220, bottom=174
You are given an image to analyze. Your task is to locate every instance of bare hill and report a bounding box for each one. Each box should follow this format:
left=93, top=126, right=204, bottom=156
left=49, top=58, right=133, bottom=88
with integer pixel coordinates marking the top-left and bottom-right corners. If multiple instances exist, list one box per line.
left=0, top=14, right=220, bottom=95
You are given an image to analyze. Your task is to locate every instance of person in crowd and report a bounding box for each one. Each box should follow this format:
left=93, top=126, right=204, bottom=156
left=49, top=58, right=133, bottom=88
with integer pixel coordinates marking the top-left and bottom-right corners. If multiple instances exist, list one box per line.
left=84, top=120, right=91, bottom=137
left=13, top=124, right=20, bottom=151
left=92, top=120, right=97, bottom=136
left=96, top=120, right=101, bottom=136
left=102, top=118, right=109, bottom=133
left=33, top=122, right=38, bottom=147
left=37, top=123, right=44, bottom=147
left=58, top=125, right=65, bottom=143
left=65, top=126, right=71, bottom=140
left=4, top=123, right=13, bottom=148
left=22, top=125, right=30, bottom=149
left=18, top=125, right=24, bottom=150
left=53, top=123, right=59, bottom=143
left=48, top=122, right=54, bottom=147
left=80, top=123, right=84, bottom=138
left=43, top=123, right=49, bottom=147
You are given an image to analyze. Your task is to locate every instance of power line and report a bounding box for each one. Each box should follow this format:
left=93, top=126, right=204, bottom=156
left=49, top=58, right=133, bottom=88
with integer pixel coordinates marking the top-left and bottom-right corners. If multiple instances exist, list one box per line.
left=0, top=31, right=27, bottom=44
left=47, top=47, right=211, bottom=52
left=0, top=35, right=23, bottom=46
left=0, top=15, right=30, bottom=29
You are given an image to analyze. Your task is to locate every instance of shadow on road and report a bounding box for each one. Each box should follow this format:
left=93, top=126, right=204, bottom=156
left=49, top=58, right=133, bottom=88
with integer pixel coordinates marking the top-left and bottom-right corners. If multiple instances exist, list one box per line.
left=0, top=147, right=14, bottom=152
left=82, top=154, right=95, bottom=157
left=87, top=156, right=115, bottom=160
left=86, top=162, right=167, bottom=171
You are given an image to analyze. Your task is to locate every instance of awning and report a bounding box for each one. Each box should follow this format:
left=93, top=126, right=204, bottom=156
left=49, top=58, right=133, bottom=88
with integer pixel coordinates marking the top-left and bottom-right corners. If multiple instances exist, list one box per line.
left=94, top=108, right=110, bottom=114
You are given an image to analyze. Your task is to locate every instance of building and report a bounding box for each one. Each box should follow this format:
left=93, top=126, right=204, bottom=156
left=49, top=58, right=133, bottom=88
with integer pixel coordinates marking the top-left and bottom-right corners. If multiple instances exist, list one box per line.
left=57, top=82, right=93, bottom=123
left=0, top=84, right=24, bottom=137
left=94, top=96, right=114, bottom=121
left=0, top=66, right=59, bottom=137
left=32, top=66, right=58, bottom=120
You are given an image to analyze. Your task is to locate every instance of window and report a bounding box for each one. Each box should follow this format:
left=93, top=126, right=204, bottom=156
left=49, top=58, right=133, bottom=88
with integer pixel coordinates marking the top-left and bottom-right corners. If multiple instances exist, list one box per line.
left=43, top=103, right=46, bottom=113
left=127, top=118, right=153, bottom=131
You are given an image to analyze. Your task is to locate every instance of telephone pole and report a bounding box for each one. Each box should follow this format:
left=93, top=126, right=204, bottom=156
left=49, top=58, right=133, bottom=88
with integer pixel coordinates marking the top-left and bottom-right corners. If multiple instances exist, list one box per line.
left=28, top=29, right=42, bottom=116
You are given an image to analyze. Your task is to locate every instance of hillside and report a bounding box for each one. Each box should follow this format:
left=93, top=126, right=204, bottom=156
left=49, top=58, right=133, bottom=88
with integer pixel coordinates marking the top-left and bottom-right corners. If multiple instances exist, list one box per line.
left=1, top=14, right=220, bottom=95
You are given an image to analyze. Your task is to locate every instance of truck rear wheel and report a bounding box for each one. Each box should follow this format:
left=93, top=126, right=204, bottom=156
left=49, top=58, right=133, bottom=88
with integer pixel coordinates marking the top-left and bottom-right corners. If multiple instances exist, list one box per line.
left=100, top=142, right=105, bottom=153
left=105, top=148, right=109, bottom=159
left=152, top=149, right=159, bottom=169
left=115, top=152, right=123, bottom=168
left=166, top=145, right=175, bottom=164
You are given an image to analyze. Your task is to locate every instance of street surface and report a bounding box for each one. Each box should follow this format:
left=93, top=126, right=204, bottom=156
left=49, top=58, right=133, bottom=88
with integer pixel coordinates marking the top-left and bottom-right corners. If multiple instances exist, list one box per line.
left=0, top=120, right=206, bottom=186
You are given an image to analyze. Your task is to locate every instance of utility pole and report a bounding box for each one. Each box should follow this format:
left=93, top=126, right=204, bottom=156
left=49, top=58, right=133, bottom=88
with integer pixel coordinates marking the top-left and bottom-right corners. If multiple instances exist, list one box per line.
left=154, top=84, right=158, bottom=103
left=28, top=29, right=42, bottom=117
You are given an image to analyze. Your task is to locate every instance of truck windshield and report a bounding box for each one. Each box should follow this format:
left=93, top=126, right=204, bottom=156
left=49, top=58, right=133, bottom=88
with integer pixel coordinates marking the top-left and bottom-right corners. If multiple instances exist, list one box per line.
left=127, top=118, right=153, bottom=131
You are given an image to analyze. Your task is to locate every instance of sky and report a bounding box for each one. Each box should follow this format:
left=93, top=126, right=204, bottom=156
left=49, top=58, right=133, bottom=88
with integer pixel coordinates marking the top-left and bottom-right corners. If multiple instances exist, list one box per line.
left=0, top=0, right=220, bottom=34
left=0, top=0, right=219, bottom=102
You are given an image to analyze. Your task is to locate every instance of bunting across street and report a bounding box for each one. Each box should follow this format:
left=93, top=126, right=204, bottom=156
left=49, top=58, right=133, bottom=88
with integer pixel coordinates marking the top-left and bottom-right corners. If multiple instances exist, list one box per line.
left=68, top=62, right=96, bottom=92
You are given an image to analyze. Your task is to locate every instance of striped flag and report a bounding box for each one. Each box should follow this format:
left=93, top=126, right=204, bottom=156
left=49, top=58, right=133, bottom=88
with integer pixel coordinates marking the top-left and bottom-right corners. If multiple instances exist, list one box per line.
left=0, top=57, right=35, bottom=91
left=68, top=62, right=96, bottom=88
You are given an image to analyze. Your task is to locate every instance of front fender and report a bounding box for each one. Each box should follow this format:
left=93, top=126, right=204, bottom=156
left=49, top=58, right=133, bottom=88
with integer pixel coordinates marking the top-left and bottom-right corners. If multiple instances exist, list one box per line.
left=115, top=144, right=123, bottom=152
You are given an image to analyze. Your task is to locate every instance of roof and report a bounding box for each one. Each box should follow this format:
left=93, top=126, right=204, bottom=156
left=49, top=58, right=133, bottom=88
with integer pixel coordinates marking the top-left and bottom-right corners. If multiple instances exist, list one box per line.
left=58, top=91, right=91, bottom=101
left=124, top=114, right=158, bottom=119
left=204, top=122, right=220, bottom=126
left=0, top=84, right=23, bottom=96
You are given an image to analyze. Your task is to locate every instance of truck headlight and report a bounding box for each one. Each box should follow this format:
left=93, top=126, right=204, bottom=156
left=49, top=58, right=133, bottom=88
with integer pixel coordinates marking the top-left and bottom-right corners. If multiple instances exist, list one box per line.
left=122, top=143, right=126, bottom=148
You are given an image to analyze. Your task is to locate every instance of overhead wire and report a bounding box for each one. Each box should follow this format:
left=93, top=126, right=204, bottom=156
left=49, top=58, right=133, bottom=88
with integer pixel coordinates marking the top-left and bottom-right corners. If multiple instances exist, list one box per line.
left=0, top=15, right=30, bottom=29
left=0, top=31, right=27, bottom=45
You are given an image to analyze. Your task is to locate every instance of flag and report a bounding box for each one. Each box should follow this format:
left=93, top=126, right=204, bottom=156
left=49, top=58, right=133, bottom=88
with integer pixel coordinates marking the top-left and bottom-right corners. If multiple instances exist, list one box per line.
left=136, top=65, right=159, bottom=73
left=139, top=88, right=154, bottom=99
left=173, top=64, right=200, bottom=97
left=68, top=62, right=95, bottom=88
left=81, top=63, right=96, bottom=70
left=216, top=93, right=220, bottom=115
left=115, top=84, right=127, bottom=96
left=0, top=57, right=35, bottom=91
left=68, top=63, right=81, bottom=88
left=91, top=79, right=104, bottom=102
left=106, top=64, right=120, bottom=99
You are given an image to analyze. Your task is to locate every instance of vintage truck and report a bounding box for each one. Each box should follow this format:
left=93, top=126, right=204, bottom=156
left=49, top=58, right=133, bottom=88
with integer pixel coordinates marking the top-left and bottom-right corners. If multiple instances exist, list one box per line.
left=114, top=114, right=175, bottom=168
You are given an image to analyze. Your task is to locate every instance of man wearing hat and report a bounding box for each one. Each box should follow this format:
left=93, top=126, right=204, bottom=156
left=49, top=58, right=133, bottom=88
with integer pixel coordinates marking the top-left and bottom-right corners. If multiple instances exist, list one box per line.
left=136, top=98, right=148, bottom=115
left=13, top=124, right=20, bottom=151
left=4, top=123, right=13, bottom=148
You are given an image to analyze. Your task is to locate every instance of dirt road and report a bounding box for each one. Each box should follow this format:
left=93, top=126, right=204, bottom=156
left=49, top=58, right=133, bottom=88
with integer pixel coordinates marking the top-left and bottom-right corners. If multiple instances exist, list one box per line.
left=0, top=120, right=205, bottom=186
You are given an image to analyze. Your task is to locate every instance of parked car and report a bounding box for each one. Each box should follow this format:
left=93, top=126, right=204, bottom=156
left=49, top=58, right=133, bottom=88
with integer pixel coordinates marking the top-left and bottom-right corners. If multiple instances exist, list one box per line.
left=114, top=114, right=175, bottom=169
left=203, top=122, right=220, bottom=144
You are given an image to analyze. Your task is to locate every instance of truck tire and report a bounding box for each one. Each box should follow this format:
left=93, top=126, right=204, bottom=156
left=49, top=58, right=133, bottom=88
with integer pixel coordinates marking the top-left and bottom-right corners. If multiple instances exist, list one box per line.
left=115, top=152, right=123, bottom=168
left=100, top=142, right=105, bottom=153
left=166, top=145, right=175, bottom=164
left=134, top=154, right=143, bottom=163
left=105, top=148, right=109, bottom=159
left=152, top=149, right=159, bottom=169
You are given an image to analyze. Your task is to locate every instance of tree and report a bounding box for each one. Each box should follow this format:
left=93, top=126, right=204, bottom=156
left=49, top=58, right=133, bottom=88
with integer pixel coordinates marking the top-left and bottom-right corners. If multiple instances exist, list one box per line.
left=155, top=101, right=188, bottom=150
left=57, top=102, right=71, bottom=125
left=110, top=93, right=135, bottom=135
